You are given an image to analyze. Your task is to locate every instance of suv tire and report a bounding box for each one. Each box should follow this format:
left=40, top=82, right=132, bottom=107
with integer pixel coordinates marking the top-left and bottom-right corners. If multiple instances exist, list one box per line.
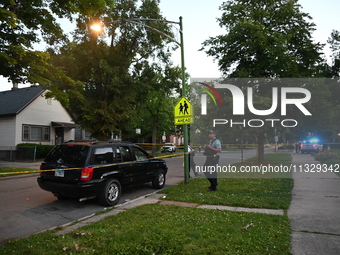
left=56, top=194, right=68, bottom=200
left=98, top=179, right=121, bottom=206
left=152, top=170, right=166, bottom=189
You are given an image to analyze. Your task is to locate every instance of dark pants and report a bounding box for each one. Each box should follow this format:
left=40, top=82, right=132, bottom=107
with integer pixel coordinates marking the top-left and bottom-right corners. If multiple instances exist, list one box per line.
left=204, top=156, right=219, bottom=190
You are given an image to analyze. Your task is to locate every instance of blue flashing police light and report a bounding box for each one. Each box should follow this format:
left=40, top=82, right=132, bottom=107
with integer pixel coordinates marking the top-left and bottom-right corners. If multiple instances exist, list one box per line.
left=309, top=138, right=319, bottom=143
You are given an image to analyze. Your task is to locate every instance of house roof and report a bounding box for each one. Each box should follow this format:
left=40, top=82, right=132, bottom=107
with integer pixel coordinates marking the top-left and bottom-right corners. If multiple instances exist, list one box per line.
left=0, top=86, right=44, bottom=117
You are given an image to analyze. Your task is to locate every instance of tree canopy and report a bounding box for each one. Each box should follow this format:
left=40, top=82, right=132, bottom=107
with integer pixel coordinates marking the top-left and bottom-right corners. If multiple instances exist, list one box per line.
left=200, top=0, right=328, bottom=162
left=1, top=0, right=181, bottom=141
left=201, top=0, right=323, bottom=78
left=327, top=30, right=340, bottom=78
left=0, top=0, right=114, bottom=85
left=45, top=0, right=181, bottom=140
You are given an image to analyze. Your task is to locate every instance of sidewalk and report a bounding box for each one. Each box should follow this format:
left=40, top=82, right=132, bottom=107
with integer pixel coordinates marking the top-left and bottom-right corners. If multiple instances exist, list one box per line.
left=289, top=153, right=340, bottom=255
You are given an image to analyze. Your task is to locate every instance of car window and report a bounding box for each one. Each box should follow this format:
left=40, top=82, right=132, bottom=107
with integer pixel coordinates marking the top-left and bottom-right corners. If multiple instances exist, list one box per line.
left=131, top=147, right=150, bottom=161
left=116, top=146, right=133, bottom=162
left=93, top=147, right=114, bottom=164
left=45, top=145, right=89, bottom=167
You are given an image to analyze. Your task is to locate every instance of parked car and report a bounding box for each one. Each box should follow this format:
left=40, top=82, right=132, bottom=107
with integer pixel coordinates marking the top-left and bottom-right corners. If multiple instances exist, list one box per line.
left=37, top=140, right=168, bottom=206
left=300, top=139, right=322, bottom=153
left=160, top=143, right=177, bottom=153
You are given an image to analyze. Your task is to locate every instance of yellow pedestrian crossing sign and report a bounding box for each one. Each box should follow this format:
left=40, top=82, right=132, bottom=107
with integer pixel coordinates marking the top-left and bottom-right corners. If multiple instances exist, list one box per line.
left=174, top=97, right=193, bottom=125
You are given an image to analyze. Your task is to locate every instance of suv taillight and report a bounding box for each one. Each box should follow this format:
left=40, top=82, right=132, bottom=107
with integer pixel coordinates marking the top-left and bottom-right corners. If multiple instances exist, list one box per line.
left=81, top=168, right=93, bottom=181
left=40, top=164, right=43, bottom=176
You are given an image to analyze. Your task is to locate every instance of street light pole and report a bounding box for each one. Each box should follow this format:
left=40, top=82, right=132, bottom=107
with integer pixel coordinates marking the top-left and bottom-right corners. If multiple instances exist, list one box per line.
left=91, top=16, right=189, bottom=184
left=179, top=17, right=189, bottom=184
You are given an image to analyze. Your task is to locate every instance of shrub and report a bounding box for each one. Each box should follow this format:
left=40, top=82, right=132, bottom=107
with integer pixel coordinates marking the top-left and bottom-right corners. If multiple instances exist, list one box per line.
left=315, top=150, right=340, bottom=165
left=17, top=143, right=55, bottom=159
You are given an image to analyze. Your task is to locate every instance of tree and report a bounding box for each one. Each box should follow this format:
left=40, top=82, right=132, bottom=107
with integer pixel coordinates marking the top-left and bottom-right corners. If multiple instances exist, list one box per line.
left=327, top=30, right=340, bottom=78
left=0, top=0, right=112, bottom=86
left=46, top=0, right=180, bottom=140
left=202, top=0, right=323, bottom=78
left=135, top=65, right=180, bottom=156
left=201, top=0, right=324, bottom=162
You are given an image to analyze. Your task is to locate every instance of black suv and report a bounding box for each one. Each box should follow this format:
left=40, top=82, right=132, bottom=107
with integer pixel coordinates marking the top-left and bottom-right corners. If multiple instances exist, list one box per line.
left=37, top=141, right=168, bottom=206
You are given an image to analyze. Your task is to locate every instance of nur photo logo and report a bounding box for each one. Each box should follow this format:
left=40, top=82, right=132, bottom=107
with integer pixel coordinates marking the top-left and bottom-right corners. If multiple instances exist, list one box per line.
left=197, top=82, right=223, bottom=108
left=192, top=78, right=313, bottom=128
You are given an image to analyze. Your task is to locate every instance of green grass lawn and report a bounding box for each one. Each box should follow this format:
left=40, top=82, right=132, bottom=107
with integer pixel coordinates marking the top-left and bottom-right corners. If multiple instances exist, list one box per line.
left=161, top=178, right=293, bottom=209
left=161, top=153, right=293, bottom=209
left=1, top=204, right=291, bottom=255
left=314, top=149, right=340, bottom=177
left=0, top=153, right=293, bottom=254
left=0, top=167, right=39, bottom=177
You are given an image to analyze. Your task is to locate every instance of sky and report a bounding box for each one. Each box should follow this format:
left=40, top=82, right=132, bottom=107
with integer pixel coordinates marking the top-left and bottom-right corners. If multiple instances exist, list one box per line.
left=1, top=0, right=339, bottom=91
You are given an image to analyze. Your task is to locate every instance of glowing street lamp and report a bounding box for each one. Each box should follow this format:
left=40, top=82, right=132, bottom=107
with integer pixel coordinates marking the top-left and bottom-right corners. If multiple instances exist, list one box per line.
left=90, top=23, right=103, bottom=32
left=90, top=17, right=190, bottom=184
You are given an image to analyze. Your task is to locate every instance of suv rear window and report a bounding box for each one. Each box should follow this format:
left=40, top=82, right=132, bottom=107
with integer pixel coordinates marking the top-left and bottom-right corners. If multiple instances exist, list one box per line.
left=93, top=147, right=114, bottom=164
left=45, top=144, right=89, bottom=167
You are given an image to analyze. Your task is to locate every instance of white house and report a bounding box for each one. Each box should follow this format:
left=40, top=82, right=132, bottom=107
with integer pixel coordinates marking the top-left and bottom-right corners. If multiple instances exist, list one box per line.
left=0, top=86, right=78, bottom=147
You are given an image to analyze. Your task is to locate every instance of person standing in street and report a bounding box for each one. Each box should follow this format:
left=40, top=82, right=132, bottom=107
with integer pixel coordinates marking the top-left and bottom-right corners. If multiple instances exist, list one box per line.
left=203, top=130, right=222, bottom=191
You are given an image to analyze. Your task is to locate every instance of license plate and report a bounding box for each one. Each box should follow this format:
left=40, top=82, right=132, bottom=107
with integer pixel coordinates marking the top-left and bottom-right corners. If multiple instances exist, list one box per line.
left=55, top=170, right=64, bottom=177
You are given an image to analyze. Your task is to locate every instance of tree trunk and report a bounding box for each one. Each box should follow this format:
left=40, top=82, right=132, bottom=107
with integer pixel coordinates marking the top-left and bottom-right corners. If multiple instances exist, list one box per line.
left=257, top=132, right=265, bottom=163
left=281, top=129, right=287, bottom=150
left=152, top=120, right=158, bottom=157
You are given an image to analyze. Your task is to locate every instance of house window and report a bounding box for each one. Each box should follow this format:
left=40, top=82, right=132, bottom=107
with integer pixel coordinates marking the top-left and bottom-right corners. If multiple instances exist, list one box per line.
left=22, top=125, right=50, bottom=141
left=23, top=125, right=29, bottom=140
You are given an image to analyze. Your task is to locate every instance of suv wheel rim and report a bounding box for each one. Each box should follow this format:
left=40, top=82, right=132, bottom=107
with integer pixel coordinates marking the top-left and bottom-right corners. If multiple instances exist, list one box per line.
left=158, top=173, right=165, bottom=186
left=108, top=183, right=119, bottom=201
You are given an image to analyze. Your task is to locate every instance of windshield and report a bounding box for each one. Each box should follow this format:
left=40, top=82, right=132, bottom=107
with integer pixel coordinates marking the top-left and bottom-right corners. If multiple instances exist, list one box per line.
left=45, top=145, right=89, bottom=167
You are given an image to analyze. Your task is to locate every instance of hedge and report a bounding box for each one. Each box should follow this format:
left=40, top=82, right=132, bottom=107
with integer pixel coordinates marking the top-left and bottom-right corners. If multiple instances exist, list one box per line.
left=17, top=143, right=55, bottom=159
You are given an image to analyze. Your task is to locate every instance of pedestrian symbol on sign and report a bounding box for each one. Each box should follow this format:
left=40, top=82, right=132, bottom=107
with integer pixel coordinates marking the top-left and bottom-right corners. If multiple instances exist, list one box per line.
left=183, top=101, right=189, bottom=115
left=179, top=103, right=183, bottom=114
left=179, top=101, right=189, bottom=115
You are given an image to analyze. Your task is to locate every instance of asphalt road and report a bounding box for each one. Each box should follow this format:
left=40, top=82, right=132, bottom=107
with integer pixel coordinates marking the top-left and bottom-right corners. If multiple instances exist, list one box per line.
left=0, top=149, right=257, bottom=244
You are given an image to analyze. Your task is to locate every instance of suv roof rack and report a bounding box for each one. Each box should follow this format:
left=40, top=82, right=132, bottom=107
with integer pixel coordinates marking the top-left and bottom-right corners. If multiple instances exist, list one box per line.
left=65, top=140, right=98, bottom=143
left=91, top=140, right=133, bottom=145
left=64, top=140, right=134, bottom=145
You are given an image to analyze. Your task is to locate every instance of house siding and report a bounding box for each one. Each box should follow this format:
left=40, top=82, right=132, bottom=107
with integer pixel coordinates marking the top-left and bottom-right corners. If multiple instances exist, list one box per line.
left=15, top=92, right=75, bottom=145
left=0, top=117, right=16, bottom=147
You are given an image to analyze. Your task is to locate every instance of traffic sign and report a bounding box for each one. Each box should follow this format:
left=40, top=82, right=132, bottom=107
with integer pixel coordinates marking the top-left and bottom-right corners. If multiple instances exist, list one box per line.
left=174, top=97, right=193, bottom=125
